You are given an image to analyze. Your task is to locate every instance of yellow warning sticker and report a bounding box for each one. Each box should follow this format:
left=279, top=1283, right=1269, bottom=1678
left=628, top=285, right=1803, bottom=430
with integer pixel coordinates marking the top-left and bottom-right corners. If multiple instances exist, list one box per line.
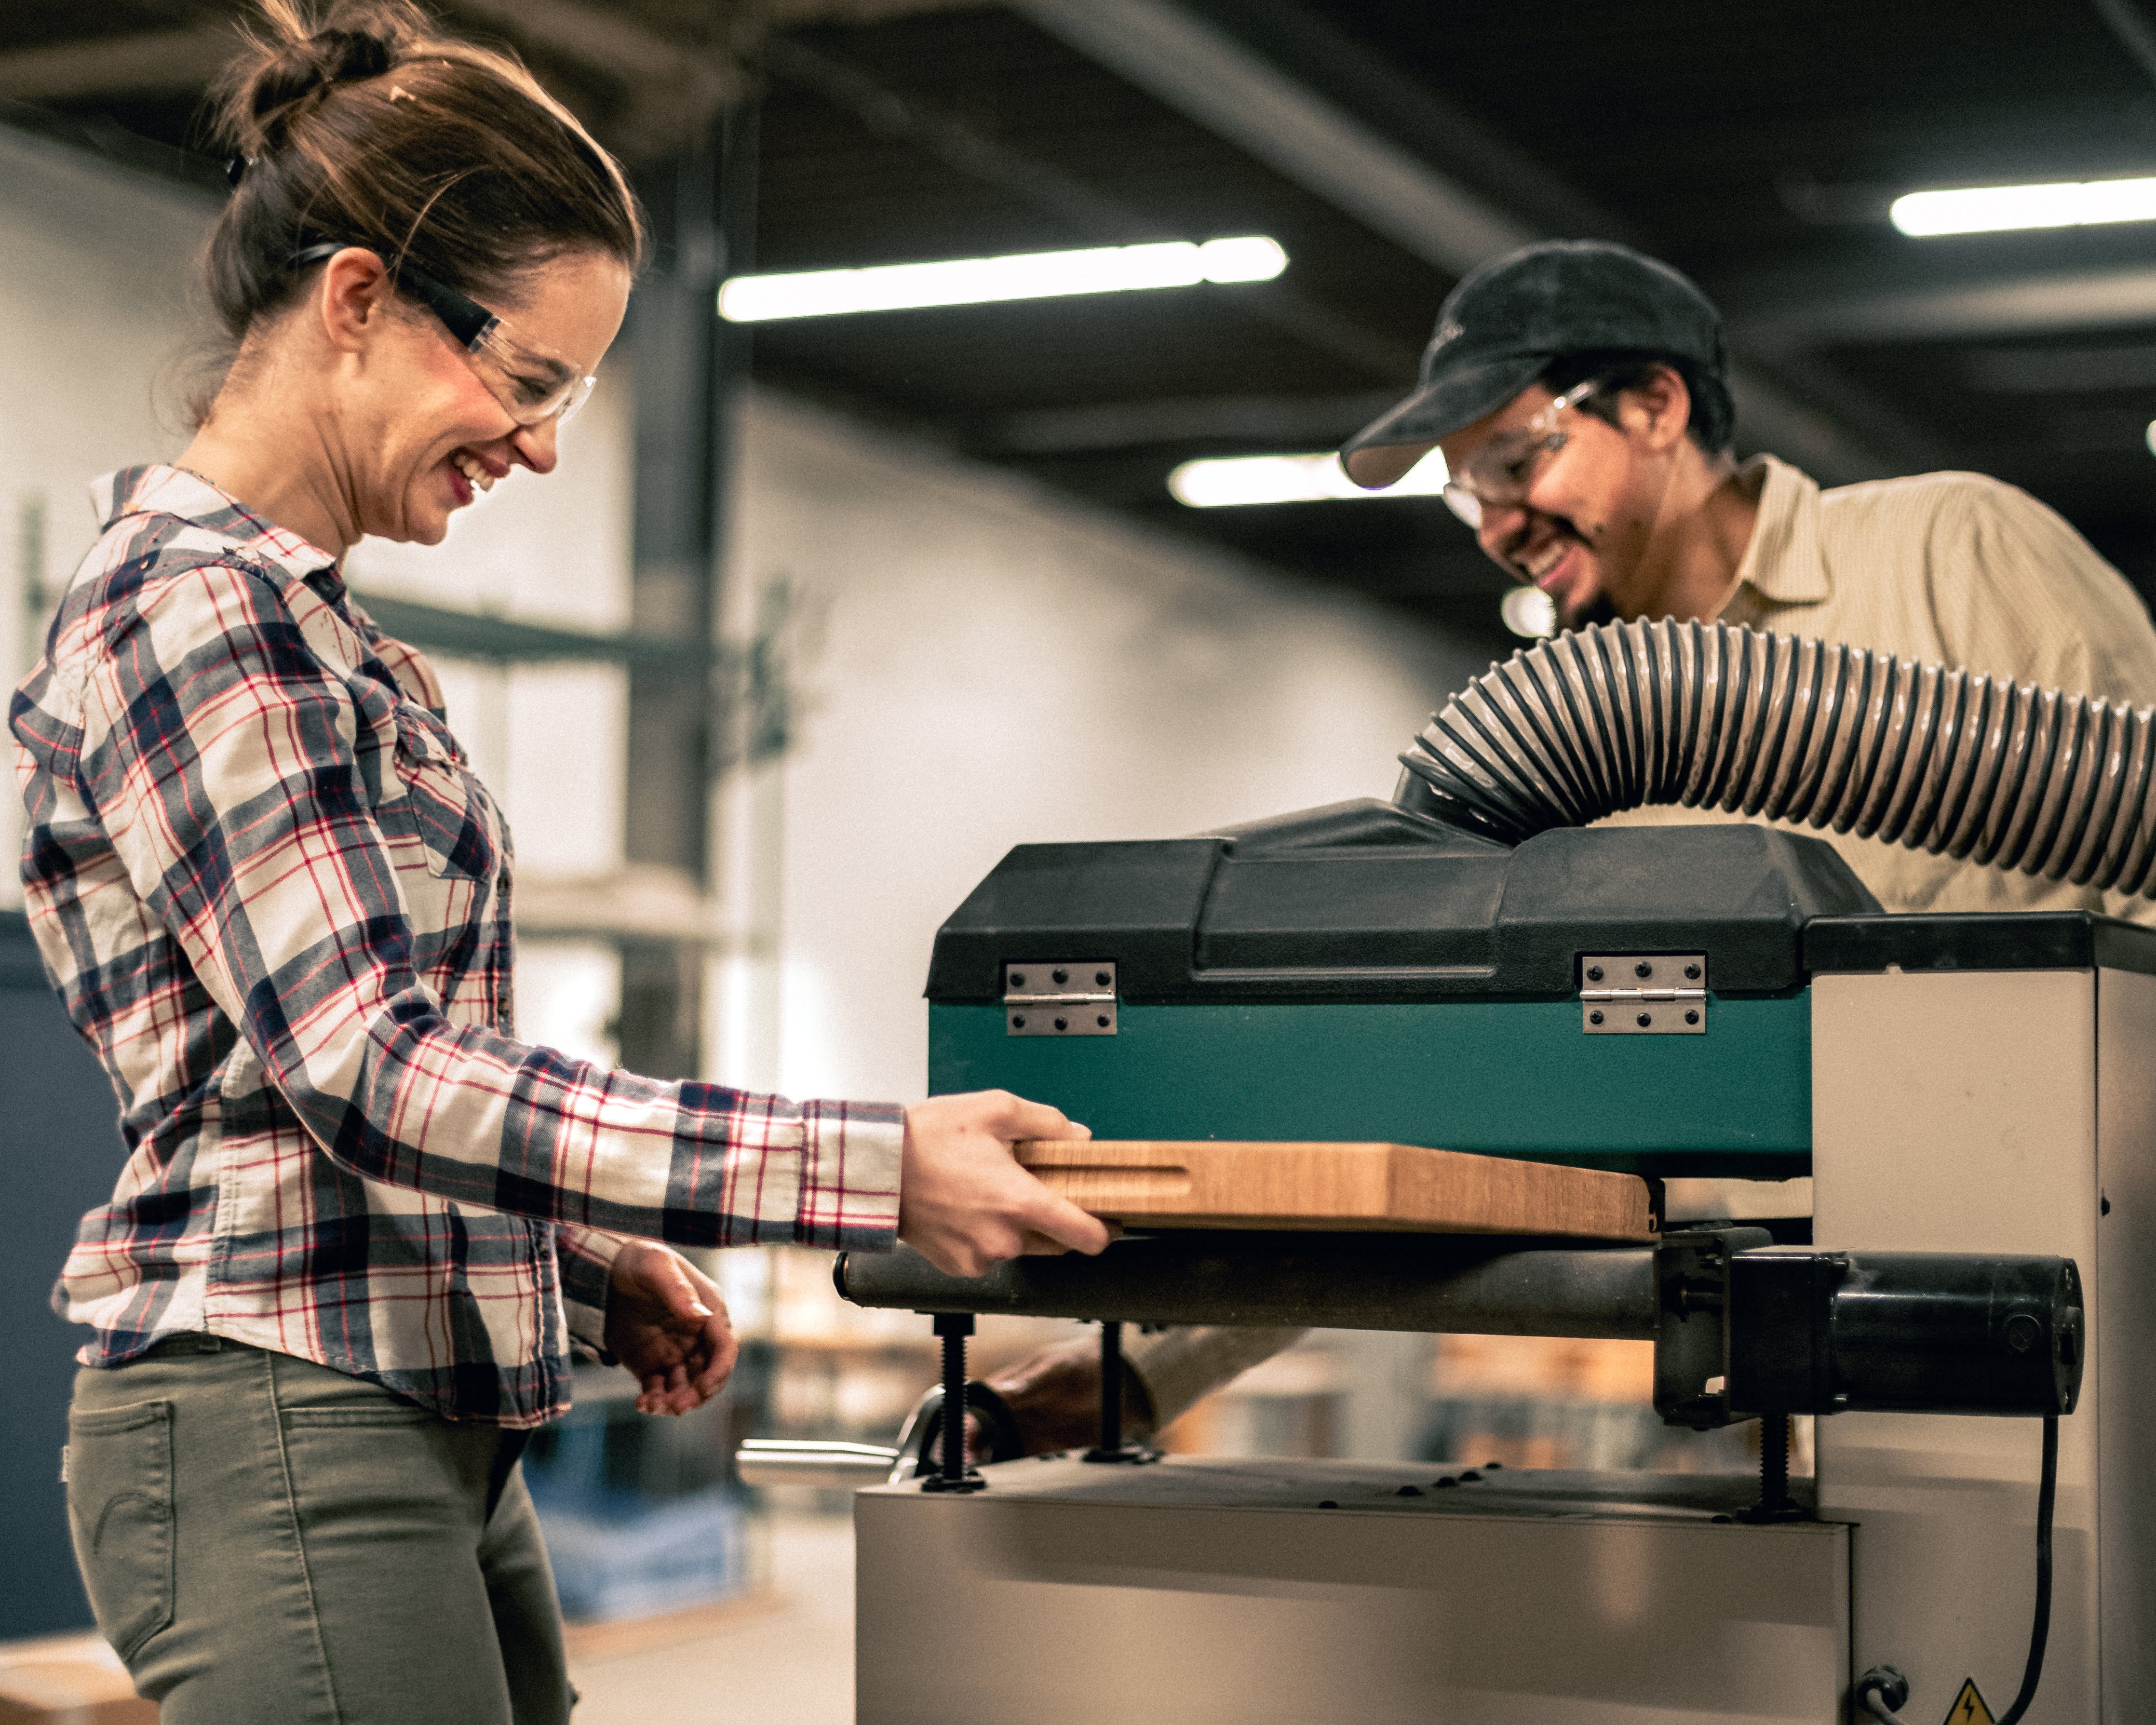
left=1941, top=1678, right=1994, bottom=1725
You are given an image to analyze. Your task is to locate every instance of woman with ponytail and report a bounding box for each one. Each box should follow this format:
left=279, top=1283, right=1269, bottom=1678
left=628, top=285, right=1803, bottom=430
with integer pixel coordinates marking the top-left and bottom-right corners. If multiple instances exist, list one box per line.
left=11, top=6, right=1105, bottom=1718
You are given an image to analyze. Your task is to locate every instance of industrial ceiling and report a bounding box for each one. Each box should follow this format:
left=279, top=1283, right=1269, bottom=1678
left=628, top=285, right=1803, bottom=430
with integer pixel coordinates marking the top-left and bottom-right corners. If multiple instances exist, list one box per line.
left=10, top=0, right=2156, bottom=656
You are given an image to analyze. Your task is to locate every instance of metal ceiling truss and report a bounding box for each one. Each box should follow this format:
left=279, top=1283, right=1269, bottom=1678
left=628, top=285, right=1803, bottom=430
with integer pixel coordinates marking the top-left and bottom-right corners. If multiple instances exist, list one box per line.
left=1013, top=0, right=1952, bottom=483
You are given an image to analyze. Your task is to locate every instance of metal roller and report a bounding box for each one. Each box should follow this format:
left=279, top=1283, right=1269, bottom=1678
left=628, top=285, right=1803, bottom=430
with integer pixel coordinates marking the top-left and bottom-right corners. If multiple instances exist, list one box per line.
left=836, top=1232, right=1661, bottom=1338
left=1396, top=618, right=2156, bottom=894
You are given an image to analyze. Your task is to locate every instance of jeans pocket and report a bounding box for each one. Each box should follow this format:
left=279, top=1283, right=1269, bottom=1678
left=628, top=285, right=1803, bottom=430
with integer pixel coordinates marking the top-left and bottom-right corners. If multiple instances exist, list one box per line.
left=65, top=1400, right=175, bottom=1660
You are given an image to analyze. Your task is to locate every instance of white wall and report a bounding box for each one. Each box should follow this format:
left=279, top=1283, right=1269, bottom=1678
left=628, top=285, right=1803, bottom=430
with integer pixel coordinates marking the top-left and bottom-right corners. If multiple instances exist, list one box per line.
left=0, top=131, right=211, bottom=693
left=717, top=391, right=1491, bottom=1105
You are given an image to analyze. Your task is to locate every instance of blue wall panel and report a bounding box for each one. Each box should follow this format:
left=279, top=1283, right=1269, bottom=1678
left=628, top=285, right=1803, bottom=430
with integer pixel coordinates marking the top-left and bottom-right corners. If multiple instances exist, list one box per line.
left=1, top=910, right=121, bottom=1639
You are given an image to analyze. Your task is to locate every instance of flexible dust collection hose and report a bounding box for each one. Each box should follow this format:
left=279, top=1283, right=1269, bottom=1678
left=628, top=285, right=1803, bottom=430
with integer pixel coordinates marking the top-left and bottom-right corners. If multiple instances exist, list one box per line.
left=1395, top=617, right=2156, bottom=895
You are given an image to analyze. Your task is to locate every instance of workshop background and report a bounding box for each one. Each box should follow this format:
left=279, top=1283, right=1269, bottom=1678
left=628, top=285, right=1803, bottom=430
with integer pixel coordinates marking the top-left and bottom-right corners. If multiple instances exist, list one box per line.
left=3, top=1, right=2154, bottom=1719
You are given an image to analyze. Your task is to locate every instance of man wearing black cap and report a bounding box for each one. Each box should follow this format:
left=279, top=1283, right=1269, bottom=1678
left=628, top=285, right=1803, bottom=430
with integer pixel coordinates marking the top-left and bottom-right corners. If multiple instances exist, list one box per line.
left=975, top=239, right=2156, bottom=1459
left=1330, top=238, right=2156, bottom=926
left=1341, top=240, right=1746, bottom=633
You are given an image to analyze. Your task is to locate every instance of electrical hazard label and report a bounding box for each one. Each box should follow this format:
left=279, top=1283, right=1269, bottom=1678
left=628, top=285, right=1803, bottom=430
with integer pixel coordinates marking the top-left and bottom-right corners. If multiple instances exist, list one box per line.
left=1940, top=1678, right=1994, bottom=1725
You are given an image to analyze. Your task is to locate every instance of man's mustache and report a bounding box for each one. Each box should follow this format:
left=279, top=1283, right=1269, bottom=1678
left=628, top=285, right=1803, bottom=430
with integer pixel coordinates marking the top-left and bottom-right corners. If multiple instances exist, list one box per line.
left=1501, top=511, right=1587, bottom=569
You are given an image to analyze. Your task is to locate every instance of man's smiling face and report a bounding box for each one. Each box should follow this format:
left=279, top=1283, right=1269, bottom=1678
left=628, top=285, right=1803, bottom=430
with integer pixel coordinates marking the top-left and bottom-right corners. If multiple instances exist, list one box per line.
left=1438, top=371, right=1688, bottom=626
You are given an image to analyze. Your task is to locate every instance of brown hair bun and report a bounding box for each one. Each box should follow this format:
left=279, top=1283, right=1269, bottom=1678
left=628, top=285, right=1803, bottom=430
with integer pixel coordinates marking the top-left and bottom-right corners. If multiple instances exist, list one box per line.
left=237, top=23, right=398, bottom=151
left=196, top=0, right=643, bottom=416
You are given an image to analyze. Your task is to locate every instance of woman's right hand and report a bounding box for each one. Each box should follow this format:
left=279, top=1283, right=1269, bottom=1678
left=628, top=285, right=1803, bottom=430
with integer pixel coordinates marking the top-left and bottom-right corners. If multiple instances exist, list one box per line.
left=898, top=1091, right=1111, bottom=1278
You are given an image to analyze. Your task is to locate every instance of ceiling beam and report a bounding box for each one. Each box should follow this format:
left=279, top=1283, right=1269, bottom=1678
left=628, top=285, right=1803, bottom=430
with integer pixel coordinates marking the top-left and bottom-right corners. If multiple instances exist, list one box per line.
left=1013, top=0, right=1947, bottom=483
left=0, top=27, right=235, bottom=102
left=763, top=35, right=1420, bottom=380
left=2092, top=0, right=2156, bottom=87
left=758, top=0, right=996, bottom=19
left=0, top=1, right=979, bottom=126
left=1013, top=0, right=1531, bottom=277
left=1734, top=263, right=2156, bottom=354
left=445, top=0, right=741, bottom=159
left=438, top=0, right=989, bottom=159
left=456, top=0, right=731, bottom=89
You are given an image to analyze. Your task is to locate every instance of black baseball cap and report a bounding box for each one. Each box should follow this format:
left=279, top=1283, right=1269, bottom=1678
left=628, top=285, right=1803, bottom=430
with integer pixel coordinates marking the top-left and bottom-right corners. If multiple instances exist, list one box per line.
left=1340, top=240, right=1727, bottom=488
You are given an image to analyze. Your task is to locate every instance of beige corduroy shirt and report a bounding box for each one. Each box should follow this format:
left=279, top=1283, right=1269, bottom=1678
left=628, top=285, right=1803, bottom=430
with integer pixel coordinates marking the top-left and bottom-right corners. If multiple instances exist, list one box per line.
left=1126, top=455, right=2156, bottom=1431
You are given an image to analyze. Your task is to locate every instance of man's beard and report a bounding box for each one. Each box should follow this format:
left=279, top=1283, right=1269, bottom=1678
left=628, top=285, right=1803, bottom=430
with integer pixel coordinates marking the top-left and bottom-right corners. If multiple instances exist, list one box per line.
left=1564, top=592, right=1619, bottom=630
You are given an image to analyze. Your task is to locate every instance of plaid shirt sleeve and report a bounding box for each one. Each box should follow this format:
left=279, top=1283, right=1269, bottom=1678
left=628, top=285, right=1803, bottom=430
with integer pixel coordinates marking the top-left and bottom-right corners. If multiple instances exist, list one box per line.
left=77, top=556, right=903, bottom=1253
left=555, top=1225, right=632, bottom=1352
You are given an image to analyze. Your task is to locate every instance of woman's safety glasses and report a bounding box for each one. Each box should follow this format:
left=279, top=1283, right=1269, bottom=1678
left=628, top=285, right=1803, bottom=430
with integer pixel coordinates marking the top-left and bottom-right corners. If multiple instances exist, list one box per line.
left=1440, top=379, right=1601, bottom=531
left=290, top=242, right=598, bottom=427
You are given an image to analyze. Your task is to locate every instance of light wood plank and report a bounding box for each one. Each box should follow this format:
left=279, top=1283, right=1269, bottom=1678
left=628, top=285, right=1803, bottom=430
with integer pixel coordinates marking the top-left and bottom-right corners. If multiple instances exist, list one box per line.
left=1016, top=1140, right=1652, bottom=1240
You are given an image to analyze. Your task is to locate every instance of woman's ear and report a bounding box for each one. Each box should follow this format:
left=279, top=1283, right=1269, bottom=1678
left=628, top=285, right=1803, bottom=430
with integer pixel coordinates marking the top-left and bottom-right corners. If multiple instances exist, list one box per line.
left=317, top=247, right=394, bottom=355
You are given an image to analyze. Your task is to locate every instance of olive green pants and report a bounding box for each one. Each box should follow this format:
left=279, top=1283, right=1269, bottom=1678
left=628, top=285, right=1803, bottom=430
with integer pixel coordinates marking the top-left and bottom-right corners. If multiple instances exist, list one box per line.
left=66, top=1336, right=572, bottom=1724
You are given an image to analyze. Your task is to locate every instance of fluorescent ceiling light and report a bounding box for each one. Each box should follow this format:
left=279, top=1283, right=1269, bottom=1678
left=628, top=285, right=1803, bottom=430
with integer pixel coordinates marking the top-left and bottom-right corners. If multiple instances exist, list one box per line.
left=1891, top=175, right=2156, bottom=237
left=717, top=236, right=1286, bottom=322
left=1169, top=447, right=1448, bottom=507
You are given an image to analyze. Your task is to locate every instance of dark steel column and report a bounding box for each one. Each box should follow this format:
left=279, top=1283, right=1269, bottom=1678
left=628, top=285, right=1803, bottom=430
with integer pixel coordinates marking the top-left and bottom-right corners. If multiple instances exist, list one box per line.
left=619, top=100, right=757, bottom=1079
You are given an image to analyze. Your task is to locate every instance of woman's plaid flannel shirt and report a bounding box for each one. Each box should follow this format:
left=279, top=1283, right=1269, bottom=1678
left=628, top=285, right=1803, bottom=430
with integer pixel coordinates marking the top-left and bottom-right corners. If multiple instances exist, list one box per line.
left=10, top=466, right=903, bottom=1426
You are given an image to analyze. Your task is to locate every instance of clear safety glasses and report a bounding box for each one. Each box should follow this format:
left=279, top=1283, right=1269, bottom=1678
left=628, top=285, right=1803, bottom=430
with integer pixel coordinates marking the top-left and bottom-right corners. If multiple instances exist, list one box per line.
left=290, top=243, right=598, bottom=427
left=1440, top=379, right=1602, bottom=531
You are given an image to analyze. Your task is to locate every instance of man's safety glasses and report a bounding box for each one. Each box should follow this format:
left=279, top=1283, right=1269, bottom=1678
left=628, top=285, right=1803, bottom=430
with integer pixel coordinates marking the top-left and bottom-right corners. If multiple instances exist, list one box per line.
left=1440, top=379, right=1602, bottom=531
left=290, top=243, right=598, bottom=427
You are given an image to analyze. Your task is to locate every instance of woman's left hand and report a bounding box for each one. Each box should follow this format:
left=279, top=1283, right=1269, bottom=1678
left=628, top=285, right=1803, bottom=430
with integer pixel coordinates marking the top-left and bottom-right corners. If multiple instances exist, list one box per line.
left=604, top=1241, right=740, bottom=1415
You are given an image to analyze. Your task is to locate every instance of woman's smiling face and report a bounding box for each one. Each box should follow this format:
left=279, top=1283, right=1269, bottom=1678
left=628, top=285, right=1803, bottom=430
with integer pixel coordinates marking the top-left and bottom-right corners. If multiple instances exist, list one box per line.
left=321, top=245, right=631, bottom=546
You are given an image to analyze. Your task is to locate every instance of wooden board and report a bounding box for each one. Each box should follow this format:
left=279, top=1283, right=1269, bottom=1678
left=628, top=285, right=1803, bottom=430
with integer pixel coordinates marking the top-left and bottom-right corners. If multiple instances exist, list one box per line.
left=1016, top=1140, right=1653, bottom=1240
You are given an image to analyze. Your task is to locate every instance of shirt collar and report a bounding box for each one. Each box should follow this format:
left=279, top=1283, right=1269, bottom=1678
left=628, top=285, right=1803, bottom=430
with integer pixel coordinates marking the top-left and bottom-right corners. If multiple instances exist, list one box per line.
left=1728, top=452, right=1829, bottom=607
left=94, top=464, right=350, bottom=605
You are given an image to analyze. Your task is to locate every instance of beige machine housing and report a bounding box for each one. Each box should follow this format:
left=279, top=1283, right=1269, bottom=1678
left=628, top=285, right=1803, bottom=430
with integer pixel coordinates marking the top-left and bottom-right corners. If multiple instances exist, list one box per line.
left=853, top=958, right=2156, bottom=1724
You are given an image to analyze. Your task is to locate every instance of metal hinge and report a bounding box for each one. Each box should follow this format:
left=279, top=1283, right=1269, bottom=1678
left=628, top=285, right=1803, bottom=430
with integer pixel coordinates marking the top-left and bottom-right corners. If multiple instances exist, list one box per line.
left=1005, top=961, right=1118, bottom=1036
left=1580, top=954, right=1706, bottom=1035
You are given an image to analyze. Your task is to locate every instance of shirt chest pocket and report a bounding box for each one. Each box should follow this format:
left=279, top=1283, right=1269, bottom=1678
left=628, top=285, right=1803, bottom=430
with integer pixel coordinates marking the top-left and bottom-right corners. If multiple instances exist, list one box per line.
left=383, top=710, right=502, bottom=886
